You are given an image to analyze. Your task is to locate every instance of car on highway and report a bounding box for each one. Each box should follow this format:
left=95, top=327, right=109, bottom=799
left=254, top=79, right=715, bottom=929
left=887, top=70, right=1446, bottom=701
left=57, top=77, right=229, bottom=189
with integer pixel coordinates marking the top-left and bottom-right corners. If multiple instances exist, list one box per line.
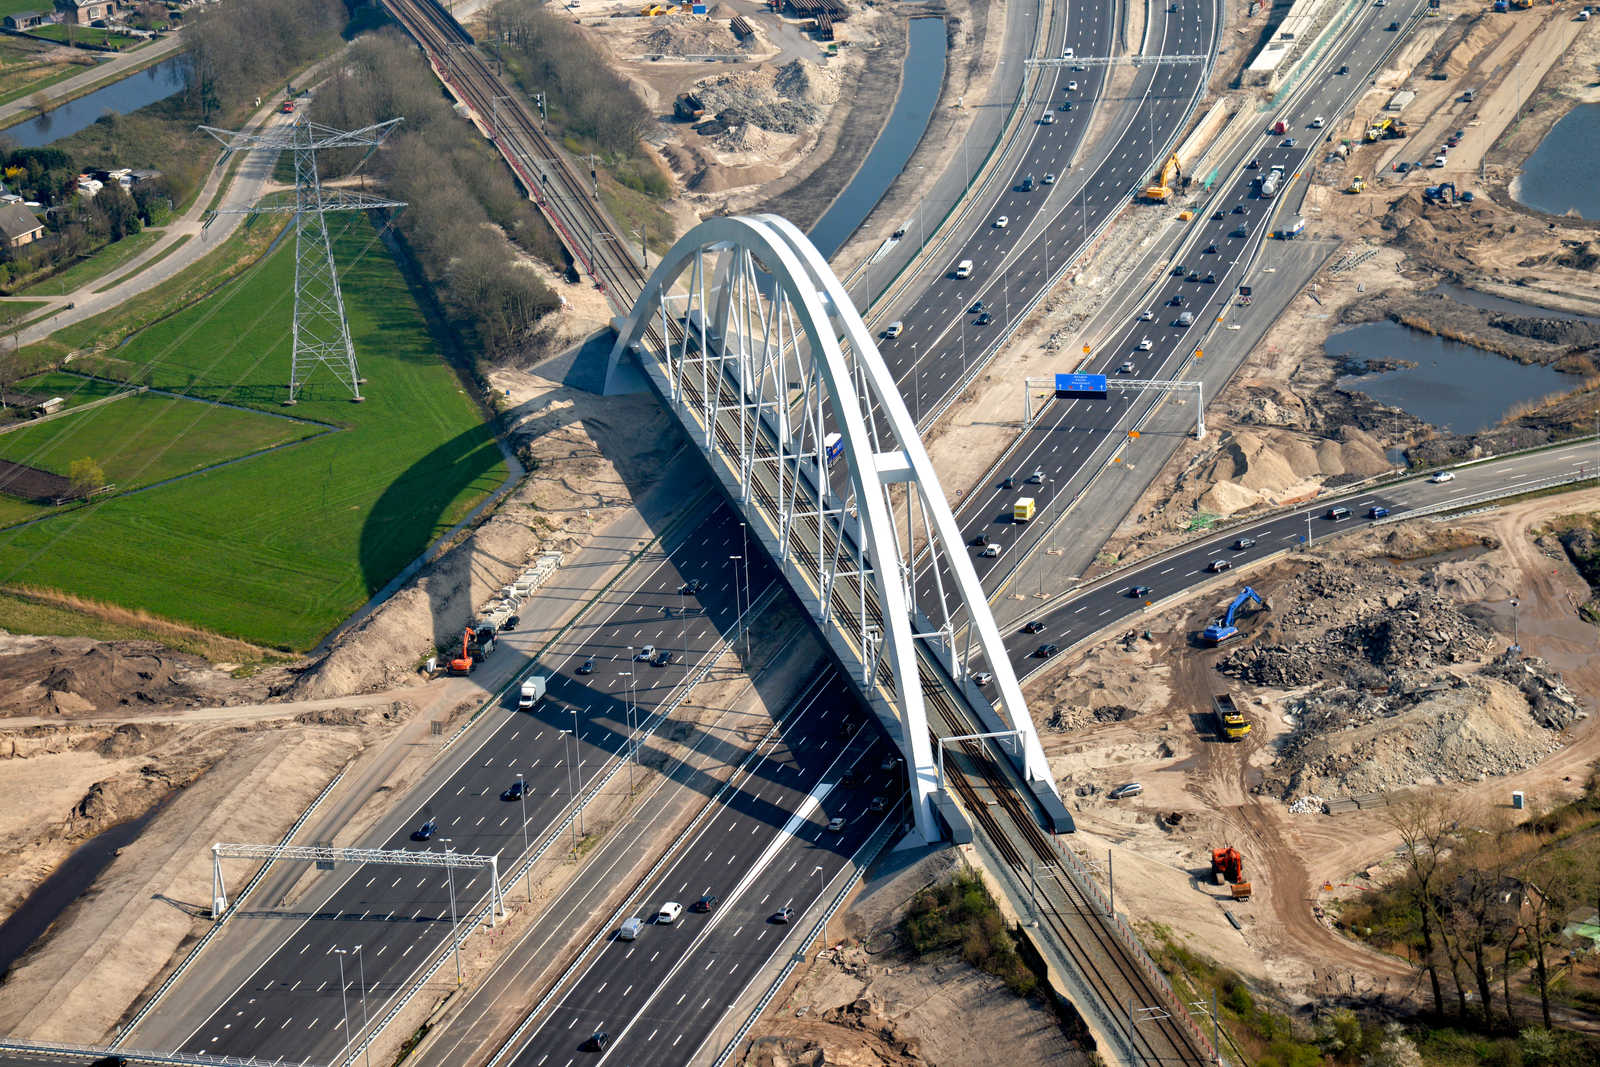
left=870, top=795, right=891, bottom=813
left=1036, top=642, right=1060, bottom=658
left=583, top=1031, right=610, bottom=1052
left=1433, top=155, right=1447, bottom=168
left=1233, top=223, right=1250, bottom=239
left=1327, top=505, right=1352, bottom=520
left=1108, top=782, right=1143, bottom=799
left=1186, top=270, right=1202, bottom=282
left=973, top=671, right=993, bottom=686
left=1171, top=263, right=1187, bottom=276
left=971, top=531, right=990, bottom=547
left=1022, top=619, right=1046, bottom=634
left=1039, top=112, right=1055, bottom=125
left=772, top=906, right=796, bottom=924
left=1369, top=505, right=1390, bottom=519
left=1137, top=337, right=1153, bottom=350
left=502, top=779, right=527, bottom=801
left=657, top=901, right=683, bottom=925
left=975, top=312, right=994, bottom=326
left=635, top=644, right=655, bottom=661
left=1129, top=585, right=1151, bottom=598
left=1387, top=18, right=1400, bottom=28
left=1208, top=558, right=1232, bottom=573
left=884, top=321, right=904, bottom=338
left=1176, top=312, right=1195, bottom=327
left=1062, top=45, right=1074, bottom=58
left=970, top=300, right=986, bottom=313
left=691, top=893, right=719, bottom=913
left=1019, top=174, right=1036, bottom=191
left=1282, top=137, right=1297, bottom=148
left=1060, top=100, right=1074, bottom=111
left=1118, top=361, right=1136, bottom=374
left=994, top=215, right=1009, bottom=229
left=1067, top=80, right=1079, bottom=91
left=1246, top=158, right=1260, bottom=169
left=827, top=816, right=847, bottom=831
left=1233, top=203, right=1247, bottom=213
left=1429, top=471, right=1456, bottom=483
left=1204, top=241, right=1218, bottom=253
left=618, top=917, right=644, bottom=940
left=1234, top=537, right=1257, bottom=550
left=412, top=819, right=437, bottom=841
left=1025, top=467, right=1044, bottom=484
left=577, top=656, right=595, bottom=674
left=1309, top=116, right=1325, bottom=128
left=881, top=753, right=904, bottom=772
left=679, top=578, right=703, bottom=595
left=1337, top=63, right=1350, bottom=74
left=980, top=543, right=1002, bottom=558
left=1139, top=309, right=1154, bottom=321
left=1170, top=293, right=1184, bottom=306
left=652, top=649, right=673, bottom=667
left=1043, top=172, right=1057, bottom=184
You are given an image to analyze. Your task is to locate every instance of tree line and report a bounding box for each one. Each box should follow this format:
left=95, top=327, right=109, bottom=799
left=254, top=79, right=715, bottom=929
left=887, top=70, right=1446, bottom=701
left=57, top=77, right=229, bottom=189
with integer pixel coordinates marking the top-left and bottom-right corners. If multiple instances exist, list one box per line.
left=180, top=0, right=345, bottom=121
left=312, top=32, right=562, bottom=362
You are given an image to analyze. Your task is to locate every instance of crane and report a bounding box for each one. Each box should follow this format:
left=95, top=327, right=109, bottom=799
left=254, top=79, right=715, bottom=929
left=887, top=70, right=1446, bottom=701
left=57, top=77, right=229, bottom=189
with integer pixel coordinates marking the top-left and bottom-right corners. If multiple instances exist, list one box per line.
left=1200, top=587, right=1268, bottom=645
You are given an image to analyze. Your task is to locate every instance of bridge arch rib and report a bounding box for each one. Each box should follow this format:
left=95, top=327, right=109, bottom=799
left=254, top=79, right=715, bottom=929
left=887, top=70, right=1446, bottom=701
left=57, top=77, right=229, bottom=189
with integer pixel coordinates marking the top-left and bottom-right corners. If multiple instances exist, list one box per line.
left=606, top=214, right=1056, bottom=841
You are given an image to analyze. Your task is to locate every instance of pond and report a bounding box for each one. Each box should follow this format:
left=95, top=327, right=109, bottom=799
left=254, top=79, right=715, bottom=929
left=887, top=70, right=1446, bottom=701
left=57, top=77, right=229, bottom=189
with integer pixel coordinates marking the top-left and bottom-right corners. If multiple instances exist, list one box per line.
left=1329, top=320, right=1574, bottom=434
left=1512, top=102, right=1600, bottom=220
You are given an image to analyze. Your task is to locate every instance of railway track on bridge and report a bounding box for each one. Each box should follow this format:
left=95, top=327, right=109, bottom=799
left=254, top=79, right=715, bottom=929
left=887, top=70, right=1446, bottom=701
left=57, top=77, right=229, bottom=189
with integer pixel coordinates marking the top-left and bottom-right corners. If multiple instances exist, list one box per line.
left=380, top=0, right=646, bottom=308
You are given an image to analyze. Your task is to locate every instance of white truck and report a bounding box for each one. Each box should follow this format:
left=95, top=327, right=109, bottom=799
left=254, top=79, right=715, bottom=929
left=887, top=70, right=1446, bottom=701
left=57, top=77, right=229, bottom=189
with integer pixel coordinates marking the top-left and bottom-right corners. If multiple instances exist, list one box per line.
left=518, top=676, right=548, bottom=709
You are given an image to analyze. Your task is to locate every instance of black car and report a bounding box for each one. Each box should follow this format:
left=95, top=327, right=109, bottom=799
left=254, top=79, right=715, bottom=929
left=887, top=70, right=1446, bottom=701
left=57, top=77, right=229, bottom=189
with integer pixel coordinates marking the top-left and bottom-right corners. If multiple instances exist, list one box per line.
left=772, top=906, right=795, bottom=924
left=1208, top=559, right=1232, bottom=573
left=1036, top=643, right=1060, bottom=658
left=1337, top=63, right=1350, bottom=74
left=1246, top=158, right=1260, bottom=169
left=1204, top=242, right=1218, bottom=253
left=1001, top=476, right=1015, bottom=490
left=972, top=532, right=990, bottom=547
left=1387, top=19, right=1399, bottom=29
left=583, top=1031, right=611, bottom=1052
left=1061, top=100, right=1074, bottom=110
left=975, top=312, right=993, bottom=326
left=1170, top=294, right=1185, bottom=307
left=502, top=614, right=519, bottom=631
left=1171, top=263, right=1187, bottom=276
left=577, top=656, right=595, bottom=675
left=412, top=819, right=437, bottom=841
left=1202, top=272, right=1216, bottom=284
left=652, top=649, right=673, bottom=667
left=1211, top=209, right=1225, bottom=220
left=1129, top=585, right=1151, bottom=598
left=1234, top=537, right=1257, bottom=550
left=1022, top=619, right=1045, bottom=634
left=1186, top=271, right=1202, bottom=282
left=501, top=780, right=526, bottom=801
left=1232, top=203, right=1246, bottom=213
left=691, top=893, right=719, bottom=913
left=970, top=300, right=986, bottom=313
left=679, top=578, right=704, bottom=595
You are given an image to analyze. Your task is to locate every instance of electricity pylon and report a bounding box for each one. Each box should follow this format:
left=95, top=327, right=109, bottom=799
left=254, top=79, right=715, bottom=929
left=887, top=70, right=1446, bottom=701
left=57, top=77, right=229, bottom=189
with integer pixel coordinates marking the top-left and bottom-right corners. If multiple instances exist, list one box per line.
left=202, top=110, right=404, bottom=403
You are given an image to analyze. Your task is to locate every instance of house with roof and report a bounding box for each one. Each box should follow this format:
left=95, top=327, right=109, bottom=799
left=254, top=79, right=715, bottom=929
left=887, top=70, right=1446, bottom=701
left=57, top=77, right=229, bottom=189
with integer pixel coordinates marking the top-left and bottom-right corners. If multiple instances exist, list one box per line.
left=2, top=11, right=49, bottom=29
left=57, top=0, right=115, bottom=26
left=0, top=204, right=45, bottom=250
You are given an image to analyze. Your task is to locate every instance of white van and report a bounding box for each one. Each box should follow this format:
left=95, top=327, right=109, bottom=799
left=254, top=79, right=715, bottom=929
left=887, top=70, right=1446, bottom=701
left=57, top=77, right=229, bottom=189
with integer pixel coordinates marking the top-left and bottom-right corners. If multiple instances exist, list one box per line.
left=619, top=917, right=644, bottom=940
left=954, top=259, right=973, bottom=279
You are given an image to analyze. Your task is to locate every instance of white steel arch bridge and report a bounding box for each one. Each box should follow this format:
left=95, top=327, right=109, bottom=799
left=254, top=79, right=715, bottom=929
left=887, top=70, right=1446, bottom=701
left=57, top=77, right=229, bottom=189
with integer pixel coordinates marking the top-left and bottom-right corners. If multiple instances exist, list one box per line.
left=606, top=214, right=1067, bottom=842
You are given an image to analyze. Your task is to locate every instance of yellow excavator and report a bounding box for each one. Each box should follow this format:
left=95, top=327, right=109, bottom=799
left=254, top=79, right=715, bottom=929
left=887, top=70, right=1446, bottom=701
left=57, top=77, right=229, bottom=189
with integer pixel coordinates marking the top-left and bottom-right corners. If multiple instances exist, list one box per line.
left=1141, top=152, right=1182, bottom=202
left=1346, top=176, right=1366, bottom=193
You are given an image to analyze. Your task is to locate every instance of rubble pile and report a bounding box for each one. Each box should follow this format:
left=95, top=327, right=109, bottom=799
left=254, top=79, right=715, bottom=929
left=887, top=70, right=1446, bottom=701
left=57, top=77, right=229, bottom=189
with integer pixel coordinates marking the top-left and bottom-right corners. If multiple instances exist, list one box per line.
left=1221, top=588, right=1492, bottom=687
left=694, top=68, right=820, bottom=133
left=1479, top=649, right=1585, bottom=730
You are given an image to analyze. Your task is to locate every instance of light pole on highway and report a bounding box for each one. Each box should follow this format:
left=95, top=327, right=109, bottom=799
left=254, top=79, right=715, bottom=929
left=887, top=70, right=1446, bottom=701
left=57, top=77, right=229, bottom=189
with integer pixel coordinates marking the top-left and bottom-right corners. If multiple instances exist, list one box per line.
left=813, top=864, right=828, bottom=951
left=570, top=707, right=583, bottom=834
left=353, top=944, right=371, bottom=1067
left=618, top=670, right=635, bottom=795
left=516, top=772, right=531, bottom=900
left=441, top=840, right=461, bottom=985
left=562, top=731, right=578, bottom=855
left=911, top=343, right=921, bottom=423
left=333, top=948, right=352, bottom=1060
left=958, top=300, right=968, bottom=373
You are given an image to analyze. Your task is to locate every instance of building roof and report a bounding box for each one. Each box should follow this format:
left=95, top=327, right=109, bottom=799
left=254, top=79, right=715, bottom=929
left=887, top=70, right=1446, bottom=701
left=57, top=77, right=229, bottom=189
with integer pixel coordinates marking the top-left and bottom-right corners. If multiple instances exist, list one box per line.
left=5, top=11, right=45, bottom=19
left=0, top=203, right=43, bottom=243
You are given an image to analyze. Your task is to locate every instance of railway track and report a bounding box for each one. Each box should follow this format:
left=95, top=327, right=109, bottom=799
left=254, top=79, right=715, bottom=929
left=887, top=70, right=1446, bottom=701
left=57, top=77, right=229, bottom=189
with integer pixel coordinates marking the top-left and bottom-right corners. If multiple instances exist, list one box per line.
left=380, top=0, right=646, bottom=308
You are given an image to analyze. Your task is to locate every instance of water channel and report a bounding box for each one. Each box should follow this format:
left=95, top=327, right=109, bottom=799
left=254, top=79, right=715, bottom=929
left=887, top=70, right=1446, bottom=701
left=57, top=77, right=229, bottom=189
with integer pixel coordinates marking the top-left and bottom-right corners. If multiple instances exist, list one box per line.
left=1511, top=102, right=1600, bottom=220
left=807, top=16, right=946, bottom=261
left=6, top=54, right=187, bottom=149
left=1330, top=320, right=1573, bottom=434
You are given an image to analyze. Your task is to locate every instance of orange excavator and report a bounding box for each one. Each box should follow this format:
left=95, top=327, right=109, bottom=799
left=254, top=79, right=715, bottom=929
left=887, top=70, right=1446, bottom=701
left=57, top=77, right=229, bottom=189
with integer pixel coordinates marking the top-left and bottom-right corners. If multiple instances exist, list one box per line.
left=1212, top=846, right=1253, bottom=900
left=448, top=627, right=475, bottom=675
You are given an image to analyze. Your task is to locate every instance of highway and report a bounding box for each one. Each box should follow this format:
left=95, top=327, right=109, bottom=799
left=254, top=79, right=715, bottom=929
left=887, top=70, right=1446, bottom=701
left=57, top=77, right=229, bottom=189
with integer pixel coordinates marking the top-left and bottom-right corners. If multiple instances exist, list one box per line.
left=1002, top=439, right=1600, bottom=675
left=490, top=669, right=896, bottom=1067
left=160, top=504, right=789, bottom=1063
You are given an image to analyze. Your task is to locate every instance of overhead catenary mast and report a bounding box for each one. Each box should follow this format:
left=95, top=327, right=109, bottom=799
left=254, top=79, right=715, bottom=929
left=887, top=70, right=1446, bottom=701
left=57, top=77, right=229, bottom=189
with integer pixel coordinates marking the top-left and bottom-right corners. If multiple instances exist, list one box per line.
left=201, top=109, right=404, bottom=403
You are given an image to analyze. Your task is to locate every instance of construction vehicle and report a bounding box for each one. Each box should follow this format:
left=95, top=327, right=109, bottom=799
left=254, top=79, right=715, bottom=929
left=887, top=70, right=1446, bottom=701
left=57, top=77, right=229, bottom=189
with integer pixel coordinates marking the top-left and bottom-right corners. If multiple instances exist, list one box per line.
left=1346, top=176, right=1366, bottom=193
left=1211, top=847, right=1253, bottom=899
left=1258, top=166, right=1282, bottom=199
left=1212, top=692, right=1251, bottom=740
left=1269, top=118, right=1288, bottom=135
left=447, top=623, right=498, bottom=675
left=1013, top=497, right=1037, bottom=522
left=447, top=628, right=475, bottom=675
left=518, top=676, right=548, bottom=709
left=1141, top=152, right=1182, bottom=202
left=642, top=2, right=679, bottom=13
left=1200, top=587, right=1268, bottom=646
left=1424, top=181, right=1457, bottom=204
left=1364, top=116, right=1409, bottom=142
left=1510, top=0, right=1532, bottom=9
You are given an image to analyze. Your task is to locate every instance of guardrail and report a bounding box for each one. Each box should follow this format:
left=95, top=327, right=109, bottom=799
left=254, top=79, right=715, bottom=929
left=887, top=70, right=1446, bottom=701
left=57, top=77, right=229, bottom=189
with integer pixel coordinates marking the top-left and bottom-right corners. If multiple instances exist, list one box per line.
left=1, top=1037, right=308, bottom=1067
left=1374, top=471, right=1596, bottom=525
left=708, top=806, right=905, bottom=1067
left=338, top=586, right=781, bottom=1067
left=113, top=769, right=347, bottom=1048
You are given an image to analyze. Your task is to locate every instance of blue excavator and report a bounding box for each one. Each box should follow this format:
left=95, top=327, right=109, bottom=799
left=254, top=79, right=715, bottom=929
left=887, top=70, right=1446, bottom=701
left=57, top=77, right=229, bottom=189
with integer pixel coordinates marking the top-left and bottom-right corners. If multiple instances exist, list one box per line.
left=1200, top=587, right=1268, bottom=646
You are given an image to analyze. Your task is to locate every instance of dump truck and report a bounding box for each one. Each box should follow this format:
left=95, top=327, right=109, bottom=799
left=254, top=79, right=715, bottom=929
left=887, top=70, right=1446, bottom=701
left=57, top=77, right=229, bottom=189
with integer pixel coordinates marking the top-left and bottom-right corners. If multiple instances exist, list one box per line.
left=1013, top=497, right=1036, bottom=522
left=1212, top=692, right=1251, bottom=740
left=1141, top=152, right=1182, bottom=202
left=518, top=676, right=548, bottom=709
left=1211, top=846, right=1252, bottom=898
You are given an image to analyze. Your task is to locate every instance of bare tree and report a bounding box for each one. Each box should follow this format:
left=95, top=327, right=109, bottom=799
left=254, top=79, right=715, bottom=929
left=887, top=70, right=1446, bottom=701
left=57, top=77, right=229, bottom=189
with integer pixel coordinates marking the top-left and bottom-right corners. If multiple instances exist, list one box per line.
left=1385, top=792, right=1460, bottom=1016
left=1520, top=849, right=1584, bottom=1030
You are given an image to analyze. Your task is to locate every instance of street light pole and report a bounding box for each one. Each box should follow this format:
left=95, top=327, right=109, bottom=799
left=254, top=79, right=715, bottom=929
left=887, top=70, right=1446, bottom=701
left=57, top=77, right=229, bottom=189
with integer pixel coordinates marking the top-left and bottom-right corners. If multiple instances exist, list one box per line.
left=562, top=731, right=578, bottom=854
left=334, top=948, right=352, bottom=1060
left=354, top=944, right=371, bottom=1067
left=813, top=865, right=827, bottom=951
left=570, top=707, right=583, bottom=835
left=516, top=772, right=531, bottom=901
left=619, top=670, right=635, bottom=795
left=1510, top=597, right=1521, bottom=654
left=441, top=841, right=461, bottom=985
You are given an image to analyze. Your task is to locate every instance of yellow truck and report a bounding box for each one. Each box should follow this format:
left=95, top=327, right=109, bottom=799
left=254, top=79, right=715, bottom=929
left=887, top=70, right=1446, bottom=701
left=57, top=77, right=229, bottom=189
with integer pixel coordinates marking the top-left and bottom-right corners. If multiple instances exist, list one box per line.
left=1013, top=497, right=1037, bottom=522
left=1212, top=692, right=1251, bottom=740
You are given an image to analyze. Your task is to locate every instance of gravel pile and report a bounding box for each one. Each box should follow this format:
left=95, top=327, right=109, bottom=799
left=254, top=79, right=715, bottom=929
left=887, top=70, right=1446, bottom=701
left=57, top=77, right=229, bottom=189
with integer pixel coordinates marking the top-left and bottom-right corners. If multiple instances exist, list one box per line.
left=694, top=69, right=819, bottom=133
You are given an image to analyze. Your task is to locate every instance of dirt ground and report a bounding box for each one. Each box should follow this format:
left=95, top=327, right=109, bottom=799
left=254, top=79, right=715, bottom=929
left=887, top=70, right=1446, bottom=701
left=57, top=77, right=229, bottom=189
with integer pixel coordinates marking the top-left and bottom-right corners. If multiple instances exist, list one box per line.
left=740, top=848, right=1092, bottom=1066
left=1025, top=490, right=1600, bottom=1005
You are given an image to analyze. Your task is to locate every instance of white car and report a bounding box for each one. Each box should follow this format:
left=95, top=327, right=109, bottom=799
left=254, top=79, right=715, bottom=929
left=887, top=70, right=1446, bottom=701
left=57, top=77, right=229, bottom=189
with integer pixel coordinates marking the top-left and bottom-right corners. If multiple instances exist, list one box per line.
left=1433, top=155, right=1448, bottom=168
left=1139, top=310, right=1154, bottom=321
left=1067, top=80, right=1079, bottom=91
left=994, top=215, right=1009, bottom=229
left=884, top=321, right=904, bottom=338
left=1309, top=116, right=1325, bottom=128
left=973, top=671, right=993, bottom=686
left=656, top=902, right=683, bottom=925
left=1118, top=361, right=1136, bottom=374
left=1429, top=471, right=1456, bottom=483
left=1040, top=112, right=1055, bottom=124
left=981, top=543, right=1002, bottom=558
left=1137, top=337, right=1153, bottom=351
left=1062, top=45, right=1074, bottom=58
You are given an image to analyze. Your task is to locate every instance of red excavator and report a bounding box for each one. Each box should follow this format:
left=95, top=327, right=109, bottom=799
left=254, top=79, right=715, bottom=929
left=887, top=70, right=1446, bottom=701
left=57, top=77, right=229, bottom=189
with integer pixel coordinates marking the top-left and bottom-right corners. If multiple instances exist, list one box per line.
left=447, top=628, right=475, bottom=675
left=1211, top=847, right=1252, bottom=901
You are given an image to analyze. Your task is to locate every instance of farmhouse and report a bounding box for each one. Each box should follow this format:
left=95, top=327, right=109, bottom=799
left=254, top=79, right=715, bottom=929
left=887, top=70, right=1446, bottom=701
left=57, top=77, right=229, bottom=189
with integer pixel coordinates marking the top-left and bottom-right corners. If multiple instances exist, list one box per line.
left=0, top=203, right=44, bottom=249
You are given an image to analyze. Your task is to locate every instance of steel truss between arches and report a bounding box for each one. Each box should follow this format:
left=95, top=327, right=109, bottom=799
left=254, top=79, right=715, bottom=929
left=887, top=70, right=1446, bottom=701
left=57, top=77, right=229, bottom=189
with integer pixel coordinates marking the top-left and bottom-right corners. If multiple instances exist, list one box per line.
left=606, top=214, right=1056, bottom=841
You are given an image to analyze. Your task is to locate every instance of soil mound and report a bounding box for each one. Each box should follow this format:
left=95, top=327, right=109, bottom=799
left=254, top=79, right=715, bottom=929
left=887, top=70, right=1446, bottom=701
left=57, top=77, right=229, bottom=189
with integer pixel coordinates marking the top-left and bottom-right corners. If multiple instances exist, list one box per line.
left=0, top=642, right=199, bottom=715
left=695, top=68, right=820, bottom=133
left=642, top=15, right=745, bottom=55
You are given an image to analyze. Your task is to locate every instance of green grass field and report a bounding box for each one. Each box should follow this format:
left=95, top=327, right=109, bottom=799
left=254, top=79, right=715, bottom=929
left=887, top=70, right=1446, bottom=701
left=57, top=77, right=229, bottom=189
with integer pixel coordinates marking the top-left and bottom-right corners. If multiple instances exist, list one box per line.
left=0, top=215, right=507, bottom=649
left=28, top=24, right=145, bottom=49
left=19, top=229, right=165, bottom=296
